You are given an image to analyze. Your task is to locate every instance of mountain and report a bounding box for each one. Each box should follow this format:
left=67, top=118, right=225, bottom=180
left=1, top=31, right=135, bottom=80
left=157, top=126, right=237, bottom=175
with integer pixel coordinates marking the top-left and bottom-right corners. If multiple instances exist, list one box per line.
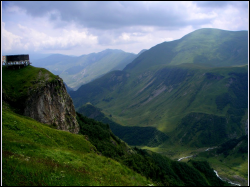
left=32, top=54, right=77, bottom=69
left=124, top=28, right=248, bottom=73
left=69, top=28, right=248, bottom=184
left=70, top=28, right=248, bottom=142
left=2, top=65, right=226, bottom=186
left=32, top=49, right=137, bottom=90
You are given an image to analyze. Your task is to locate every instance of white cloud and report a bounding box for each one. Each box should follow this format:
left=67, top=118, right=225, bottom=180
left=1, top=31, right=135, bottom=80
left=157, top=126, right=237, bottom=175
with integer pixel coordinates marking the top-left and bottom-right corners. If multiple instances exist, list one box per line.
left=120, top=33, right=130, bottom=41
left=2, top=22, right=98, bottom=53
left=2, top=22, right=23, bottom=51
left=211, top=5, right=249, bottom=31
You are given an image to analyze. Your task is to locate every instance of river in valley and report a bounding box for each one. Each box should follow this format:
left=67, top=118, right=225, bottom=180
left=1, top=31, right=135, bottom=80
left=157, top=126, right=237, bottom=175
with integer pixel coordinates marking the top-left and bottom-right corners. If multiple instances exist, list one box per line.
left=177, top=147, right=242, bottom=186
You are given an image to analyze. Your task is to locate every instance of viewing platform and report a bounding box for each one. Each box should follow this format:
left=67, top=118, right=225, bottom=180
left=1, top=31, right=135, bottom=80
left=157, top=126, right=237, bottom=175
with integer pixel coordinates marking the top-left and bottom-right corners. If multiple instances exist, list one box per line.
left=2, top=54, right=31, bottom=69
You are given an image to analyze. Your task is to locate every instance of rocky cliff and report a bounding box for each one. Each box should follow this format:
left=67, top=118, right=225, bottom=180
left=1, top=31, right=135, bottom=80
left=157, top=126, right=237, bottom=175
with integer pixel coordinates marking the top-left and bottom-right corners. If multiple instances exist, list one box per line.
left=24, top=78, right=79, bottom=133
left=2, top=66, right=79, bottom=134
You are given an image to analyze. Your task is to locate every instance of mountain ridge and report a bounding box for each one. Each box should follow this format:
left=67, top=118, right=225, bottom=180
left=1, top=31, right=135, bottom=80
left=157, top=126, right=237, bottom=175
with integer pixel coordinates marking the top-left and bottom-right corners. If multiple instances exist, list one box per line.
left=124, top=28, right=248, bottom=73
left=32, top=49, right=137, bottom=90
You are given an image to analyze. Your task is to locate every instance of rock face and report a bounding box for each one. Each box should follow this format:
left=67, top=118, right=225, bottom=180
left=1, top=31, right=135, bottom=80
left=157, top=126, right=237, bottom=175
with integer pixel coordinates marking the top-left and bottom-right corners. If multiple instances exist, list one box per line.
left=24, top=77, right=79, bottom=134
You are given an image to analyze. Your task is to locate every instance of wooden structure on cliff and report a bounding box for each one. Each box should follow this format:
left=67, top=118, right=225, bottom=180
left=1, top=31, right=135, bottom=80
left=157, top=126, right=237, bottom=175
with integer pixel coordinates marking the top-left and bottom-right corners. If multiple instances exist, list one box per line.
left=2, top=54, right=31, bottom=69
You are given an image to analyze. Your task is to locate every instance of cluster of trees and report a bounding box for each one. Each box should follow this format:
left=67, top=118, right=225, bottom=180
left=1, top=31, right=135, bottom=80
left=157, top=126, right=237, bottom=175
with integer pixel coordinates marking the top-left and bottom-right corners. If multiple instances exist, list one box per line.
left=76, top=112, right=227, bottom=186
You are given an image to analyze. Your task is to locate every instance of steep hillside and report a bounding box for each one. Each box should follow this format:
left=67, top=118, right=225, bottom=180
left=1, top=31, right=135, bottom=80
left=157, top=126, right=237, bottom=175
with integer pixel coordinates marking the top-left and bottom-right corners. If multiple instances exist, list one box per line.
left=32, top=49, right=137, bottom=89
left=2, top=103, right=153, bottom=186
left=124, top=28, right=248, bottom=74
left=2, top=66, right=79, bottom=133
left=70, top=64, right=248, bottom=147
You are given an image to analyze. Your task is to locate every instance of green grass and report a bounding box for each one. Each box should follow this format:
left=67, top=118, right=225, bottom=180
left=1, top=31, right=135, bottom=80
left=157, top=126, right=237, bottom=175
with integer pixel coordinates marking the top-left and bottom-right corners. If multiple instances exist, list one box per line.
left=2, top=103, right=154, bottom=186
left=3, top=65, right=57, bottom=98
left=2, top=65, right=58, bottom=113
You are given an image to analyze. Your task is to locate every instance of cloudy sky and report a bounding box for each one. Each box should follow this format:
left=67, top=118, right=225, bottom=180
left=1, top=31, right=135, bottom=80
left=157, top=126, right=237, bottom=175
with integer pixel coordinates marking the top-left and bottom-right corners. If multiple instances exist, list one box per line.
left=1, top=1, right=249, bottom=57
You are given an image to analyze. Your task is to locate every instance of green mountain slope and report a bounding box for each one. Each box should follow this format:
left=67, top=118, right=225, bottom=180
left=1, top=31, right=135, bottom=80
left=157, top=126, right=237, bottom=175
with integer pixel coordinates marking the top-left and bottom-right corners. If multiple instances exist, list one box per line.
left=70, top=64, right=248, bottom=147
left=124, top=28, right=248, bottom=74
left=32, top=49, right=137, bottom=90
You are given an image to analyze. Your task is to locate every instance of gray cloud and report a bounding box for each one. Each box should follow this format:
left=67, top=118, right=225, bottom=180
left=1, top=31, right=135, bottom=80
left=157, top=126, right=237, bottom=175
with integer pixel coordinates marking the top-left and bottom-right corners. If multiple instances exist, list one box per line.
left=194, top=1, right=248, bottom=9
left=2, top=1, right=248, bottom=56
left=6, top=1, right=214, bottom=30
left=194, top=1, right=232, bottom=8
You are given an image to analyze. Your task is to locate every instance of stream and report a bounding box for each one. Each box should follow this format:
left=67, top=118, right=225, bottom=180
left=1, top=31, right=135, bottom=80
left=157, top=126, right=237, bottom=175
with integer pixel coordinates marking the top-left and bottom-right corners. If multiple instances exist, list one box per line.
left=177, top=147, right=241, bottom=186
left=177, top=155, right=194, bottom=161
left=213, top=170, right=241, bottom=186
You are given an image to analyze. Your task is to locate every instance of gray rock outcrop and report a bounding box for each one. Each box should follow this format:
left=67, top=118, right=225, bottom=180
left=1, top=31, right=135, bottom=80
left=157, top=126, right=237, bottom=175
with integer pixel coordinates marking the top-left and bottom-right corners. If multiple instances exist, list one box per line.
left=24, top=77, right=79, bottom=134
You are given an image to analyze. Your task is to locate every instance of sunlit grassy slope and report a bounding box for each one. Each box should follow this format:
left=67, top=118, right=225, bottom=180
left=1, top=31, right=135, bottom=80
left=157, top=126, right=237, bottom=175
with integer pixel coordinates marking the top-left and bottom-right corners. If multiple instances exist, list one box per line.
left=2, top=65, right=58, bottom=114
left=2, top=103, right=153, bottom=186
